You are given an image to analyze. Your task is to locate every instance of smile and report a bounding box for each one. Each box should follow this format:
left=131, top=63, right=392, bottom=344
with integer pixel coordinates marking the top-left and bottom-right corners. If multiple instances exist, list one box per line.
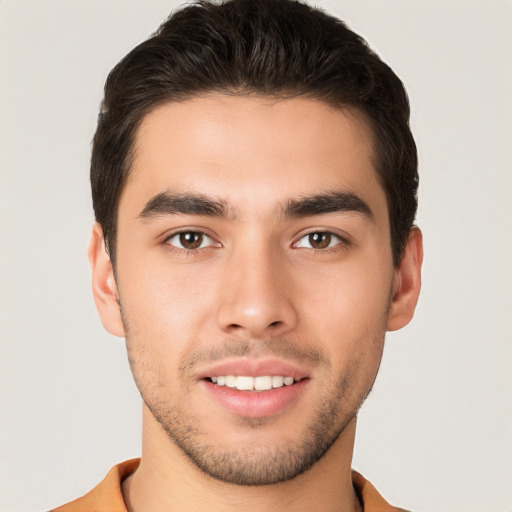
left=209, top=375, right=297, bottom=391
left=198, top=359, right=310, bottom=417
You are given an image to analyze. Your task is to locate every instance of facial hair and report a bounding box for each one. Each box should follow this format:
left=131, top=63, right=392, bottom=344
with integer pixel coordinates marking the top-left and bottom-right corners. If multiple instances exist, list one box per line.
left=124, top=329, right=385, bottom=486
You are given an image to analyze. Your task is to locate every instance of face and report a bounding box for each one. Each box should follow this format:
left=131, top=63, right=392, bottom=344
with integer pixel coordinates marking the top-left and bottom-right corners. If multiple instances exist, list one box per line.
left=91, top=94, right=421, bottom=485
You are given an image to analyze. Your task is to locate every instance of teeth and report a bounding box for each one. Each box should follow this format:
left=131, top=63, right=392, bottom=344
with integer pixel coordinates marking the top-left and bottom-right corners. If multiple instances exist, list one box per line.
left=210, top=375, right=297, bottom=391
left=225, top=375, right=237, bottom=388
left=254, top=376, right=272, bottom=391
left=272, top=375, right=284, bottom=388
left=236, top=376, right=254, bottom=390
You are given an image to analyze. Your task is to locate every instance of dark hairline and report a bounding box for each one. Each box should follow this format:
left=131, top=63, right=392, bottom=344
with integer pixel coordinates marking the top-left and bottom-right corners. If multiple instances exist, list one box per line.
left=92, top=0, right=418, bottom=270
left=106, top=91, right=385, bottom=265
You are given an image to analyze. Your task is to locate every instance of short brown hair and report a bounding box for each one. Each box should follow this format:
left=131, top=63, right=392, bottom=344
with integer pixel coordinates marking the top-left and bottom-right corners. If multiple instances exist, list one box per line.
left=91, top=0, right=418, bottom=266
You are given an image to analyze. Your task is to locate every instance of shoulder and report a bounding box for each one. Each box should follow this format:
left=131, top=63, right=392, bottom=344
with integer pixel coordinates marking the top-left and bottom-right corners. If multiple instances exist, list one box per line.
left=352, top=470, right=411, bottom=512
left=50, top=459, right=140, bottom=512
left=50, top=461, right=408, bottom=512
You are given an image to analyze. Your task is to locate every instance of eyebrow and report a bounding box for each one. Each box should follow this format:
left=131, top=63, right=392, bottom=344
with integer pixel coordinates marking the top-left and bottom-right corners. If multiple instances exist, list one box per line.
left=138, top=190, right=373, bottom=221
left=283, top=191, right=374, bottom=220
left=138, top=192, right=229, bottom=219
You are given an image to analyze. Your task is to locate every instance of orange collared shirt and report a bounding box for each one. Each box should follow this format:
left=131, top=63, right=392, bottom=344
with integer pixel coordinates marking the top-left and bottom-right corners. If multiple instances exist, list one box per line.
left=51, top=459, right=409, bottom=512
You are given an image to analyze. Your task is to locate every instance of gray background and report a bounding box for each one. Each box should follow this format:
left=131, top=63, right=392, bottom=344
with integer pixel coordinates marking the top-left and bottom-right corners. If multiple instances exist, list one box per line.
left=1, top=1, right=511, bottom=510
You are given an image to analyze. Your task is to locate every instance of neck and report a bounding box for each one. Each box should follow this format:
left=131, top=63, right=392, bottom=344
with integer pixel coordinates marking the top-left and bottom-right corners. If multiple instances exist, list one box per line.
left=123, top=404, right=362, bottom=512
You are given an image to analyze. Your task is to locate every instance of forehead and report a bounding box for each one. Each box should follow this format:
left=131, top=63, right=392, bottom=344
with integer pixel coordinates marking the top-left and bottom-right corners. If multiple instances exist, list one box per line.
left=121, top=94, right=386, bottom=221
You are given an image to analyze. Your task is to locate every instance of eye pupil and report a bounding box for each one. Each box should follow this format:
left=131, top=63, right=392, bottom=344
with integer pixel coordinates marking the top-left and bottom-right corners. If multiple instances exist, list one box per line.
left=309, top=232, right=331, bottom=249
left=180, top=232, right=203, bottom=249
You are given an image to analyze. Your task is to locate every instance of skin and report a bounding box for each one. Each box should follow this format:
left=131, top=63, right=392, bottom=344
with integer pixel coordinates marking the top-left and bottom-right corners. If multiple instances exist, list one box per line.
left=89, top=94, right=423, bottom=512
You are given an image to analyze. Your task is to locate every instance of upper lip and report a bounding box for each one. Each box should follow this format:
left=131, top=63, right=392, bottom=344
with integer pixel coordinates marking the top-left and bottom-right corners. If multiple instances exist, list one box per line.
left=196, top=358, right=310, bottom=381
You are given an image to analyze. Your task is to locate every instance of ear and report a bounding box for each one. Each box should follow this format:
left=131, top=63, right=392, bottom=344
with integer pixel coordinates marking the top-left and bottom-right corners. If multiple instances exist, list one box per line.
left=387, top=227, right=423, bottom=332
left=88, top=222, right=125, bottom=338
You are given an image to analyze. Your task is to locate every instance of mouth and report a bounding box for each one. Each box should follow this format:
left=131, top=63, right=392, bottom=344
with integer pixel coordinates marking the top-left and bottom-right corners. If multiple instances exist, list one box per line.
left=206, top=375, right=300, bottom=391
left=198, top=360, right=310, bottom=418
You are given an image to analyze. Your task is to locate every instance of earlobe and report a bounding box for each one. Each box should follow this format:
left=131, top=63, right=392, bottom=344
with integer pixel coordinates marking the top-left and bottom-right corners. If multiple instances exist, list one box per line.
left=88, top=223, right=125, bottom=338
left=387, top=227, right=423, bottom=332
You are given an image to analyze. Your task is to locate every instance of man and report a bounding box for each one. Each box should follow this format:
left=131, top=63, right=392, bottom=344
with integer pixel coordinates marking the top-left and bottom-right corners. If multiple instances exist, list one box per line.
left=52, top=0, right=422, bottom=510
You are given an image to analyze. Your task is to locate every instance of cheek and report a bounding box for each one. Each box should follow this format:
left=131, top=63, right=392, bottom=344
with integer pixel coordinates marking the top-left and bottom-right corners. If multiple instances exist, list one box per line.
left=297, top=254, right=392, bottom=367
left=300, top=256, right=393, bottom=329
left=117, top=262, right=212, bottom=358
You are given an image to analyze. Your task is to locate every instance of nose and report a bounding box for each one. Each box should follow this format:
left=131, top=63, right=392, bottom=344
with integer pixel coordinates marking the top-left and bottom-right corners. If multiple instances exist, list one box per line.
left=216, top=244, right=298, bottom=339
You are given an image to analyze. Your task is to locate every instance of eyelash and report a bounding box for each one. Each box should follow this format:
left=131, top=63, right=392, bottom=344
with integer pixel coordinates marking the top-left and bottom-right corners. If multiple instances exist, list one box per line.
left=292, top=230, right=349, bottom=253
left=163, top=230, right=218, bottom=253
left=163, top=229, right=349, bottom=255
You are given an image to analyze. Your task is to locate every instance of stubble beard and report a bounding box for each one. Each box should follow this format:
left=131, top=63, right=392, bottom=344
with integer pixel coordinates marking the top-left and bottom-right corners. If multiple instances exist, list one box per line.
left=125, top=335, right=384, bottom=487
left=143, top=374, right=363, bottom=486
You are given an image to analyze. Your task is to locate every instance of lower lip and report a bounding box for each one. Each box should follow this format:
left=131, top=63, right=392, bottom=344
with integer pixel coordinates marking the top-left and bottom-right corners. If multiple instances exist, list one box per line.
left=202, top=379, right=309, bottom=418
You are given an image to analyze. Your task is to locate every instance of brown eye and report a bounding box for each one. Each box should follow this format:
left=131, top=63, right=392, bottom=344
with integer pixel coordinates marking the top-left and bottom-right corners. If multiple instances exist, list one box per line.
left=180, top=232, right=203, bottom=249
left=167, top=231, right=212, bottom=250
left=308, top=232, right=332, bottom=249
left=294, top=231, right=342, bottom=250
